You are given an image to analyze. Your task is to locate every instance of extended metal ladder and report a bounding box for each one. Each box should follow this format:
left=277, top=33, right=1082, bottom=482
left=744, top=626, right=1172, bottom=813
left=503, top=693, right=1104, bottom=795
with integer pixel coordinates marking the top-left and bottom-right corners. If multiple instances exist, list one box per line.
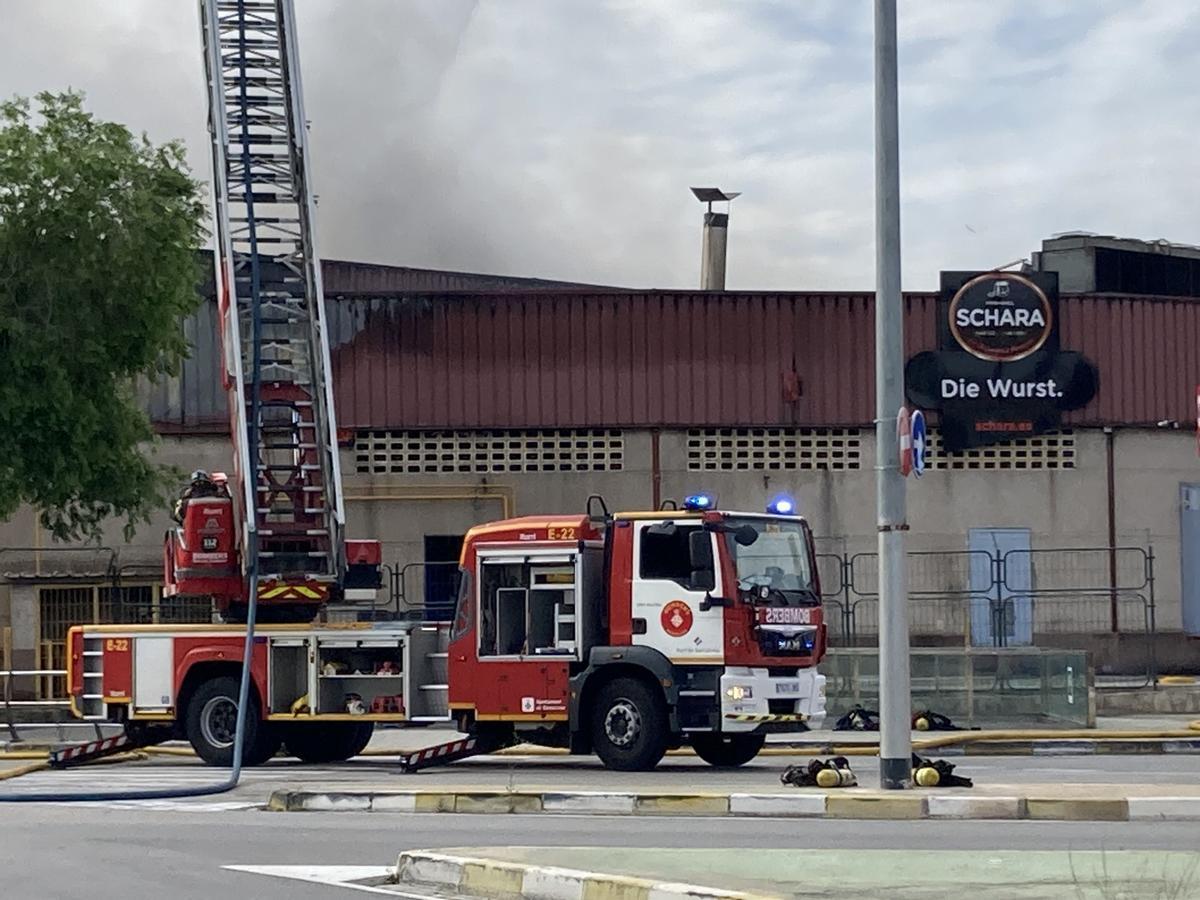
left=199, top=0, right=344, bottom=598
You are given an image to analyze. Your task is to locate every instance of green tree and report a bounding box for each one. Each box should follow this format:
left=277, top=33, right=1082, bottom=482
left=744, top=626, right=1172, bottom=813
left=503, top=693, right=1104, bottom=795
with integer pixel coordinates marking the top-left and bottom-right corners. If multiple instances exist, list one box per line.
left=0, top=91, right=206, bottom=541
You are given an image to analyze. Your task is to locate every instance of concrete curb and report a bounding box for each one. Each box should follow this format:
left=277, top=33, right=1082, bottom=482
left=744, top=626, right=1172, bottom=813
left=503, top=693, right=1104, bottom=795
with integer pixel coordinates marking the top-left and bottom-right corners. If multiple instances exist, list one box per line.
left=266, top=788, right=1200, bottom=821
left=396, top=850, right=777, bottom=900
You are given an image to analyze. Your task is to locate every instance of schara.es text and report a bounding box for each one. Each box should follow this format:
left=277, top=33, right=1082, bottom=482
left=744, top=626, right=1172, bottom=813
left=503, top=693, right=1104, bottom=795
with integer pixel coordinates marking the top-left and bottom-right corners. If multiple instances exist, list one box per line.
left=941, top=378, right=1063, bottom=400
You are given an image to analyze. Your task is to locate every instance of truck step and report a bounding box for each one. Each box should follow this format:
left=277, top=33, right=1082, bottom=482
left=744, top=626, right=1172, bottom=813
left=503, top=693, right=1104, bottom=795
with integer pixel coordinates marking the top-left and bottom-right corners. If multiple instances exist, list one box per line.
left=49, top=728, right=170, bottom=768
left=398, top=732, right=518, bottom=774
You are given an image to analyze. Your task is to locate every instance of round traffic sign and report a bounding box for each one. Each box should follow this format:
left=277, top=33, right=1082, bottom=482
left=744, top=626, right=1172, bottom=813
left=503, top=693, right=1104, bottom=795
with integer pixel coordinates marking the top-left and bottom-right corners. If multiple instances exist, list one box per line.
left=911, top=409, right=927, bottom=478
left=897, top=406, right=912, bottom=477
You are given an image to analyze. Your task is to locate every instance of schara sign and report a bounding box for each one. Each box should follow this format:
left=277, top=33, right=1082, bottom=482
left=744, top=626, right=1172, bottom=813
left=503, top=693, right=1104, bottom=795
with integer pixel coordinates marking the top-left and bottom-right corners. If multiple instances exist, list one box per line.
left=905, top=271, right=1099, bottom=452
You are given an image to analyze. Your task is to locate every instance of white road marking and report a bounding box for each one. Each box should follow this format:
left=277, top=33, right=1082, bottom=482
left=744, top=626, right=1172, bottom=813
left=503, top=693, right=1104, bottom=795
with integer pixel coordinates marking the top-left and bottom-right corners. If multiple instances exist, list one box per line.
left=223, top=865, right=412, bottom=895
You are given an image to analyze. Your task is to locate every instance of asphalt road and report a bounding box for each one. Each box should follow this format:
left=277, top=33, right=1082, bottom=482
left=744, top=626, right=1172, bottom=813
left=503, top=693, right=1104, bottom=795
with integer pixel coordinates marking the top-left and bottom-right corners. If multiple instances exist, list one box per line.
left=2, top=805, right=1200, bottom=900
left=3, top=750, right=1199, bottom=801
left=1, top=752, right=1197, bottom=899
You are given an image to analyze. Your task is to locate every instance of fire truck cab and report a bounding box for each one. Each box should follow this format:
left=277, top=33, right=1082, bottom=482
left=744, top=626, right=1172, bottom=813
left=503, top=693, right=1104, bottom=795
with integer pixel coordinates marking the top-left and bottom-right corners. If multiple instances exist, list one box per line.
left=448, top=495, right=827, bottom=770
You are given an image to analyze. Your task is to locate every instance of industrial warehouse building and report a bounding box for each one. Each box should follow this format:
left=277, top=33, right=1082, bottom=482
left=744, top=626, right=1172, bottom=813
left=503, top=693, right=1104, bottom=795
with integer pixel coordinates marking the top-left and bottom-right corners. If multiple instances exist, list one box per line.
left=2, top=233, right=1199, bottom=695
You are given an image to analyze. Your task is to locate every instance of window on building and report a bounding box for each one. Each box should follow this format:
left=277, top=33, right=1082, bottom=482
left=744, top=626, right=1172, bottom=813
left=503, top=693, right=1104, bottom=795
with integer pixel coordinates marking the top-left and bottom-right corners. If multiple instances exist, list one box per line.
left=424, top=534, right=464, bottom=622
left=639, top=525, right=703, bottom=586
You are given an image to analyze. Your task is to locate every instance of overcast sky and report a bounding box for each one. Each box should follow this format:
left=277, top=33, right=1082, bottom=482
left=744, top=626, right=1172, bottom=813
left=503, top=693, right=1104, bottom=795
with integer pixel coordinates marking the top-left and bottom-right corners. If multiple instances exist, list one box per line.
left=2, top=1, right=1197, bottom=290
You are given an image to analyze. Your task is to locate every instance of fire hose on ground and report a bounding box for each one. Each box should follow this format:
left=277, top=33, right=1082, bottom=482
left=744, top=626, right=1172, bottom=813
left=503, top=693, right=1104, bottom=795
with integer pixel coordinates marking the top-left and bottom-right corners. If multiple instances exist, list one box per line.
left=0, top=571, right=262, bottom=802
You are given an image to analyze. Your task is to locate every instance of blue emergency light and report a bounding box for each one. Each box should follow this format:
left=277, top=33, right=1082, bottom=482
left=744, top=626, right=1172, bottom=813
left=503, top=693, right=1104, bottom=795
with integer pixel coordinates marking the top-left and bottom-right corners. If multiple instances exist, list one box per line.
left=767, top=496, right=796, bottom=515
left=683, top=493, right=715, bottom=511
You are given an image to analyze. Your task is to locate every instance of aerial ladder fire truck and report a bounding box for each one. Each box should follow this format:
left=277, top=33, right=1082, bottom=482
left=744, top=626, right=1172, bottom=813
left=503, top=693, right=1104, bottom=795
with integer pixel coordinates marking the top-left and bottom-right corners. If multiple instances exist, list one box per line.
left=58, top=0, right=827, bottom=772
left=162, top=0, right=374, bottom=624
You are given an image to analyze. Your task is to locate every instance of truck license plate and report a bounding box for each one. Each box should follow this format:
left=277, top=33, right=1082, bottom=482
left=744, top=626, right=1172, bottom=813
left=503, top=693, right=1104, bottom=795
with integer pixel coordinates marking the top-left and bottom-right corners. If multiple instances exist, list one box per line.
left=776, top=681, right=800, bottom=695
left=761, top=607, right=813, bottom=625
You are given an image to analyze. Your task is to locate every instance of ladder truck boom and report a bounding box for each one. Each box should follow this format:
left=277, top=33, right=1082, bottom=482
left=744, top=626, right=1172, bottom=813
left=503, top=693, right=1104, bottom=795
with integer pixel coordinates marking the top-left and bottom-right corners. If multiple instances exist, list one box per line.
left=165, top=0, right=376, bottom=620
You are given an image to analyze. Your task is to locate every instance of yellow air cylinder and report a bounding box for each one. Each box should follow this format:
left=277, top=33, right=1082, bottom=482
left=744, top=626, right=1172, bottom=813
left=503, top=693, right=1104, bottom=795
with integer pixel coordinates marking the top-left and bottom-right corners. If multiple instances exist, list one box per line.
left=914, top=766, right=941, bottom=787
left=816, top=767, right=842, bottom=788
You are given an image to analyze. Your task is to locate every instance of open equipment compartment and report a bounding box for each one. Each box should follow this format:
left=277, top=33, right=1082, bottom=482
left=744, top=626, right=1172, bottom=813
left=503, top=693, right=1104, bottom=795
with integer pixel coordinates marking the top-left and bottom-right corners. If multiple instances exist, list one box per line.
left=268, top=636, right=311, bottom=714
left=405, top=624, right=451, bottom=721
left=314, top=631, right=407, bottom=717
left=530, top=563, right=576, bottom=655
left=478, top=553, right=583, bottom=660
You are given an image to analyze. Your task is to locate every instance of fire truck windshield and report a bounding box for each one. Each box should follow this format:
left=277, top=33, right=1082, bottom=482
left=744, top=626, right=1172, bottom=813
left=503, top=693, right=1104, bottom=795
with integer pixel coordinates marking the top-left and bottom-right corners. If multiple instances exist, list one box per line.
left=725, top=518, right=816, bottom=603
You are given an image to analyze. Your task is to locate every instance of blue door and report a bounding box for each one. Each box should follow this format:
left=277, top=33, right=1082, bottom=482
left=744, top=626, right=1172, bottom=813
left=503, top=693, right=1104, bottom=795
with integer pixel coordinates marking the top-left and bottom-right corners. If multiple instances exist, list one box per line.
left=1180, top=485, right=1200, bottom=636
left=423, top=534, right=464, bottom=621
left=968, top=528, right=1033, bottom=646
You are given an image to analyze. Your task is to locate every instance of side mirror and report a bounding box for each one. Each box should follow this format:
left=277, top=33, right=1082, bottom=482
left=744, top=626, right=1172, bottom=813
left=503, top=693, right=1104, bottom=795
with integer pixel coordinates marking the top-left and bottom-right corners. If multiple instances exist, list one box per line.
left=734, top=525, right=758, bottom=546
left=689, top=569, right=716, bottom=593
left=586, top=493, right=611, bottom=527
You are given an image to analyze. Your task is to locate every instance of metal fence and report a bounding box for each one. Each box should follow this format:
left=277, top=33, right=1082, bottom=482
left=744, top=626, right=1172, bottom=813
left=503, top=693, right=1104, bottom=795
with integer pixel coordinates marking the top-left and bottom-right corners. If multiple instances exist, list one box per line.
left=384, top=546, right=1156, bottom=672
left=33, top=580, right=211, bottom=700
left=821, top=544, right=1157, bottom=685
left=383, top=561, right=460, bottom=622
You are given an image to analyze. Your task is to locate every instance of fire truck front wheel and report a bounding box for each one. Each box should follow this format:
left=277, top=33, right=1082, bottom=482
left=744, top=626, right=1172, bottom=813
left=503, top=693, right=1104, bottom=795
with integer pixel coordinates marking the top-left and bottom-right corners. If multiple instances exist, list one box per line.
left=690, top=733, right=765, bottom=768
left=591, top=676, right=669, bottom=771
left=185, top=675, right=281, bottom=767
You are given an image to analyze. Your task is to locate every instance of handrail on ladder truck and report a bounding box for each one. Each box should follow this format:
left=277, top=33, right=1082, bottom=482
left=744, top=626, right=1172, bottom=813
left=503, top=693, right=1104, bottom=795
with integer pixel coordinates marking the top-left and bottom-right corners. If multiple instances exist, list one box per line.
left=0, top=0, right=318, bottom=802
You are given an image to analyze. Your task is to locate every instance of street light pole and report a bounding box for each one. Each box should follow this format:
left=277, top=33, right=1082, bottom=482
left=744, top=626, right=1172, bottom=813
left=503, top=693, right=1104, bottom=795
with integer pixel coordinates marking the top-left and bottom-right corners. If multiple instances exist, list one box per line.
left=873, top=0, right=911, bottom=790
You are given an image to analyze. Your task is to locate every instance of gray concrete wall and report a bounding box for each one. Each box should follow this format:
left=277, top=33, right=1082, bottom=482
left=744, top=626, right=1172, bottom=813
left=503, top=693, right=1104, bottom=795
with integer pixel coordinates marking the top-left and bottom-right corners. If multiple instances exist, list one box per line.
left=343, top=432, right=656, bottom=575
left=1111, top=428, right=1197, bottom=638
left=1034, top=245, right=1097, bottom=291
left=0, top=436, right=235, bottom=575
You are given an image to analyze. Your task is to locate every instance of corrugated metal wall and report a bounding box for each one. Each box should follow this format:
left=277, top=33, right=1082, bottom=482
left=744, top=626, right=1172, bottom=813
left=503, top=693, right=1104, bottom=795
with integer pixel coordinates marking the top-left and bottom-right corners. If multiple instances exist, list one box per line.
left=327, top=292, right=884, bottom=428
left=1059, top=295, right=1198, bottom=425
left=141, top=298, right=227, bottom=433
left=146, top=287, right=1200, bottom=432
left=145, top=256, right=604, bottom=429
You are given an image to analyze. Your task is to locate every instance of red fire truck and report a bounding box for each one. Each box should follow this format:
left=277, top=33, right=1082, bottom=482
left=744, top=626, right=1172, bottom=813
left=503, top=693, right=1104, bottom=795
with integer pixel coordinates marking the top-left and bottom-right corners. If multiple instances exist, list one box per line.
left=68, top=494, right=826, bottom=771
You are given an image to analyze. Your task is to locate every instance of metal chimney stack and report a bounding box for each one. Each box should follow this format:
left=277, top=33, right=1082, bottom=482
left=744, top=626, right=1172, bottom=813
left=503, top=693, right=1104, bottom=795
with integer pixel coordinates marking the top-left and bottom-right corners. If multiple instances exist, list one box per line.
left=691, top=187, right=740, bottom=290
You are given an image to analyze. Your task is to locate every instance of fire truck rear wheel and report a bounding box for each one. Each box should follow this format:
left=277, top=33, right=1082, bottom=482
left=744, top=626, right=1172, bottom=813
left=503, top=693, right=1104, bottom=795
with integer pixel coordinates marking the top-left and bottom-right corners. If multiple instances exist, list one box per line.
left=186, top=675, right=280, bottom=767
left=283, top=723, right=375, bottom=763
left=689, top=733, right=765, bottom=768
left=591, top=676, right=668, bottom=771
